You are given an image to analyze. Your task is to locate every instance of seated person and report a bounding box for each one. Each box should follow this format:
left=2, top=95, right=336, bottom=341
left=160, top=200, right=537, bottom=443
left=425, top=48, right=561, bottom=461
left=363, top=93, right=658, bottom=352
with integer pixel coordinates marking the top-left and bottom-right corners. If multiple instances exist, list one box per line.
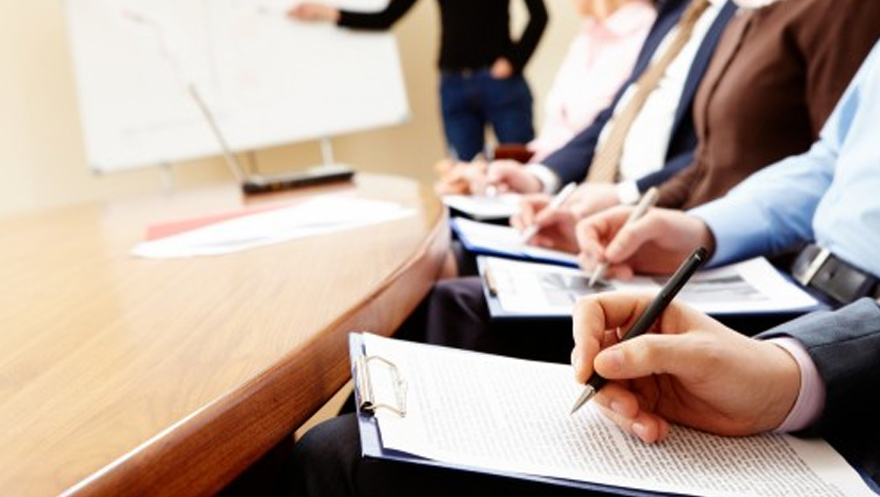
left=436, top=0, right=658, bottom=194
left=440, top=0, right=737, bottom=278
left=282, top=40, right=880, bottom=496
left=448, top=0, right=879, bottom=263
left=423, top=0, right=880, bottom=358
left=424, top=27, right=880, bottom=365
left=287, top=284, right=880, bottom=496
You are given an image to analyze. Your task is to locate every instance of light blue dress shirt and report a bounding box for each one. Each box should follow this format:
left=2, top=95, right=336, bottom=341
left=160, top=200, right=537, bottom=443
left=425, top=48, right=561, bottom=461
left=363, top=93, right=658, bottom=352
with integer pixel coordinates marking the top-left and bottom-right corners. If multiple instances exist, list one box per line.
left=690, top=39, right=880, bottom=277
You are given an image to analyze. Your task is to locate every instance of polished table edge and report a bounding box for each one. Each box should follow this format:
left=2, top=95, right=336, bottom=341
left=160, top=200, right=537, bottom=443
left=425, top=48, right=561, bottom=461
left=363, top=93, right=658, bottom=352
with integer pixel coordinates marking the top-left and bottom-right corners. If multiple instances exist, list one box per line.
left=60, top=201, right=451, bottom=497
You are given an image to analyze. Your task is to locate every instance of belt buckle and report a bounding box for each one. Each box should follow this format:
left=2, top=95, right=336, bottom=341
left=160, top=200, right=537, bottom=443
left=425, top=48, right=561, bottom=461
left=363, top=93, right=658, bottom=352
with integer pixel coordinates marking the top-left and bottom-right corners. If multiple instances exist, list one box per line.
left=795, top=247, right=832, bottom=287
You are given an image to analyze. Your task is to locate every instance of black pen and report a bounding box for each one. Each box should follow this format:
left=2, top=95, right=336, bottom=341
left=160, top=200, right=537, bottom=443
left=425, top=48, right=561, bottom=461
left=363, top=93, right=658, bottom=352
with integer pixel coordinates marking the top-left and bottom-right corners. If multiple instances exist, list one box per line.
left=570, top=246, right=708, bottom=415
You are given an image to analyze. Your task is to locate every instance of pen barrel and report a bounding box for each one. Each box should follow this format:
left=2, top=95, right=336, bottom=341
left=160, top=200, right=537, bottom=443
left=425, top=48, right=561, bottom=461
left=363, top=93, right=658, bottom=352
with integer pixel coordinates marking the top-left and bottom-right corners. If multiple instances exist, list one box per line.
left=586, top=372, right=608, bottom=393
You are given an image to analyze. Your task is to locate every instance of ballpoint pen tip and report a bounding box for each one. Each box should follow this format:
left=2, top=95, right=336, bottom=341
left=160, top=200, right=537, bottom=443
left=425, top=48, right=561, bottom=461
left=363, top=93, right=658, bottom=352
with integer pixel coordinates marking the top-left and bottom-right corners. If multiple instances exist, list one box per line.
left=570, top=386, right=596, bottom=415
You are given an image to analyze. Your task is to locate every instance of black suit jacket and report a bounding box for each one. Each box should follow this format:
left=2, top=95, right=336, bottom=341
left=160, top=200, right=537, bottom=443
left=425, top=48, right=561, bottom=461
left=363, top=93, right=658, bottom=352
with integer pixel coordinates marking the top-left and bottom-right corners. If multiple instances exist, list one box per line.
left=541, top=0, right=737, bottom=191
left=760, top=298, right=880, bottom=487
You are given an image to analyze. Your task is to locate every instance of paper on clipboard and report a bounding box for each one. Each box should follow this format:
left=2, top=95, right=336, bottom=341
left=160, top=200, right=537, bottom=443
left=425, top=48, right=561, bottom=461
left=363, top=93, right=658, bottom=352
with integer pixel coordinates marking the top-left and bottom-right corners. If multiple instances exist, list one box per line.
left=349, top=332, right=875, bottom=497
left=477, top=255, right=823, bottom=318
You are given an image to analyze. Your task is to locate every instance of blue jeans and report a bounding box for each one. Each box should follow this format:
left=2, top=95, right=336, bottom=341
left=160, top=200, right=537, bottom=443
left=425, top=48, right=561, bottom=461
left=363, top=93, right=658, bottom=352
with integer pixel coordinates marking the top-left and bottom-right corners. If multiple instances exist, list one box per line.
left=439, top=69, right=535, bottom=161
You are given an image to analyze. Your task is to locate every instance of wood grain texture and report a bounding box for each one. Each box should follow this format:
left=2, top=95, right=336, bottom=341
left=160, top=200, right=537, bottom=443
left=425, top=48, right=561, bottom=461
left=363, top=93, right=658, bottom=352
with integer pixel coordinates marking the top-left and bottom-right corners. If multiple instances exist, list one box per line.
left=0, top=174, right=448, bottom=497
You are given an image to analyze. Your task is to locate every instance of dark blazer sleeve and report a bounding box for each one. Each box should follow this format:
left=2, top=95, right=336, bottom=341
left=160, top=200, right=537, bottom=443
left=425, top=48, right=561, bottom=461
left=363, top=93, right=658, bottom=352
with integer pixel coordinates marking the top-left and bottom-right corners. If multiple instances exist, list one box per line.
left=758, top=298, right=880, bottom=482
left=337, top=0, right=419, bottom=30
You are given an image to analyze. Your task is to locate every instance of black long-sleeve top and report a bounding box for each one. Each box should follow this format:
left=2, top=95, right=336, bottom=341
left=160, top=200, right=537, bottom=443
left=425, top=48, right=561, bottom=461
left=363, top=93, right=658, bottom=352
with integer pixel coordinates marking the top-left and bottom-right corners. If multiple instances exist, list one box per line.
left=337, top=0, right=548, bottom=73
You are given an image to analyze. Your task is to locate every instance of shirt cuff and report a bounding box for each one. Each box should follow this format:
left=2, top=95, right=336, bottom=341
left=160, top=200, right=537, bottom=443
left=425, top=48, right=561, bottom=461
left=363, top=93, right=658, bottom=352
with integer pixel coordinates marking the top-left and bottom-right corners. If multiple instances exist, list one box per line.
left=525, top=164, right=561, bottom=194
left=616, top=181, right=641, bottom=205
left=767, top=337, right=825, bottom=433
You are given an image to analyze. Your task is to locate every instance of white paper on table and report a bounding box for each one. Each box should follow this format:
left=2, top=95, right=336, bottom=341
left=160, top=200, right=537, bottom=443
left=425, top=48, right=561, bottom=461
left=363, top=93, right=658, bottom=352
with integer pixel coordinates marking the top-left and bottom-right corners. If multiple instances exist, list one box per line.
left=442, top=193, right=521, bottom=220
left=131, top=195, right=413, bottom=258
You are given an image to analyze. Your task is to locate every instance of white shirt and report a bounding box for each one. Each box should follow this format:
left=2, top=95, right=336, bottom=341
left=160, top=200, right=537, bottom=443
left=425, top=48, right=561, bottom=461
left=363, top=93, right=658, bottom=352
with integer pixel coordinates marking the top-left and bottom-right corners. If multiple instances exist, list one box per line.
left=612, top=0, right=725, bottom=203
left=527, top=1, right=657, bottom=163
left=528, top=0, right=726, bottom=198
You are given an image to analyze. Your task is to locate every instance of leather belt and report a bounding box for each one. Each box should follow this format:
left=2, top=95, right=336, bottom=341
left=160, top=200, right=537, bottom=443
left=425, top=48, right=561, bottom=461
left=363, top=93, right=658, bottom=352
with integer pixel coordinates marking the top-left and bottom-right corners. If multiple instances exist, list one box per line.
left=791, top=244, right=880, bottom=305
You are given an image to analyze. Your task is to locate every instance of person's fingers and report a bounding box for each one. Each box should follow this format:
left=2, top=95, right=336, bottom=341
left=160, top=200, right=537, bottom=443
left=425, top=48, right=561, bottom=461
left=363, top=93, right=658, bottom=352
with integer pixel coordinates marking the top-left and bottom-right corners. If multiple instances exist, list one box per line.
left=592, top=389, right=670, bottom=443
left=594, top=332, right=696, bottom=384
left=513, top=195, right=549, bottom=231
left=572, top=293, right=655, bottom=382
left=532, top=205, right=566, bottom=228
left=577, top=251, right=634, bottom=280
left=571, top=297, right=608, bottom=382
left=515, top=201, right=537, bottom=229
left=574, top=208, right=630, bottom=258
left=486, top=161, right=515, bottom=183
left=602, top=213, right=666, bottom=263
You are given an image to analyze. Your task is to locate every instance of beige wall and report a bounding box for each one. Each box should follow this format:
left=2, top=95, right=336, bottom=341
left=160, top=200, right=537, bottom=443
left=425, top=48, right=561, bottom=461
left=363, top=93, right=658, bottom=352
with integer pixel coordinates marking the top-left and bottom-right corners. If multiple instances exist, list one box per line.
left=0, top=1, right=579, bottom=218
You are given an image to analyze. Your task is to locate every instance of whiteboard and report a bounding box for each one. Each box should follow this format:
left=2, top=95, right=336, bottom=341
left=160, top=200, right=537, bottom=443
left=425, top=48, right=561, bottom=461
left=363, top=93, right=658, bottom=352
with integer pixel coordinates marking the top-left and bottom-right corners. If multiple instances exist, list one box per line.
left=66, top=0, right=410, bottom=172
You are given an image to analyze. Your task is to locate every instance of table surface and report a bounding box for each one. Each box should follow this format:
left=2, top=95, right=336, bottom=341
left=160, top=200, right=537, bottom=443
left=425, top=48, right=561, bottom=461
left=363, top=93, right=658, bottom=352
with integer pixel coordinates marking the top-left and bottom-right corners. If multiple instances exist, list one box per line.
left=0, top=173, right=449, bottom=497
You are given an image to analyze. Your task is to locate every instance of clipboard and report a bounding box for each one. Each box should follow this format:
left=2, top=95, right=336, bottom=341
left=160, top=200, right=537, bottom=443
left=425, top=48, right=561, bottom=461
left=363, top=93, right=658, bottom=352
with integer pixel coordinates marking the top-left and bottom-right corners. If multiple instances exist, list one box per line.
left=450, top=217, right=580, bottom=268
left=348, top=332, right=678, bottom=496
left=476, top=255, right=828, bottom=322
left=478, top=256, right=574, bottom=321
left=347, top=332, right=878, bottom=497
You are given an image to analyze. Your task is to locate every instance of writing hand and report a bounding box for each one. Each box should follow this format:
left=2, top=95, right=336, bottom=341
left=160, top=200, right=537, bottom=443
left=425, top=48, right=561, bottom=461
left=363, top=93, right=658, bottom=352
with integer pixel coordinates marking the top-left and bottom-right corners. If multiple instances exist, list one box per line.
left=434, top=157, right=471, bottom=195
left=575, top=206, right=714, bottom=279
left=484, top=160, right=543, bottom=194
left=511, top=194, right=579, bottom=252
left=571, top=292, right=799, bottom=442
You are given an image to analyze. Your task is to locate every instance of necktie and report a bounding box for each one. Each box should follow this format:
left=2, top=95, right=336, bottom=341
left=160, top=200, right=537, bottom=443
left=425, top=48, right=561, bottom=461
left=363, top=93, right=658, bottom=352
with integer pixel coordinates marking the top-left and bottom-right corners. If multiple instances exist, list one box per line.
left=586, top=0, right=712, bottom=183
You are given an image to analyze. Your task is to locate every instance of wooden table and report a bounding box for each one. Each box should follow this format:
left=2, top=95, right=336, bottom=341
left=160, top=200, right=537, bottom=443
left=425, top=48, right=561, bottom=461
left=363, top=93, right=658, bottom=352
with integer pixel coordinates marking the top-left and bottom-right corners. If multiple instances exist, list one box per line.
left=0, top=174, right=449, bottom=497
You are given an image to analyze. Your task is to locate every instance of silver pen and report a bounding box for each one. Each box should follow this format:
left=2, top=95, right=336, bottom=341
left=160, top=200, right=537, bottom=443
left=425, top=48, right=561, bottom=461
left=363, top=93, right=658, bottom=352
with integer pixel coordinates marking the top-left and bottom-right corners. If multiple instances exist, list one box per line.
left=587, top=187, right=660, bottom=287
left=519, top=182, right=578, bottom=243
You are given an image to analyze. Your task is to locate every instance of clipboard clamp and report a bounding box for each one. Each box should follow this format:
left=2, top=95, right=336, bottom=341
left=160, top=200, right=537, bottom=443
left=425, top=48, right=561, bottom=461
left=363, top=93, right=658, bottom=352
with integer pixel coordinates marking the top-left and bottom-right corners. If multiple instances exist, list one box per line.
left=355, top=354, right=408, bottom=417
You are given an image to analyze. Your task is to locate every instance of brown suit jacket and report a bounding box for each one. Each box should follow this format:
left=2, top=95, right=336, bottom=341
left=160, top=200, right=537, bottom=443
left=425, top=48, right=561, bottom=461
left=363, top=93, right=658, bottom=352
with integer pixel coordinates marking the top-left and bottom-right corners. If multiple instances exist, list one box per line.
left=657, top=0, right=880, bottom=210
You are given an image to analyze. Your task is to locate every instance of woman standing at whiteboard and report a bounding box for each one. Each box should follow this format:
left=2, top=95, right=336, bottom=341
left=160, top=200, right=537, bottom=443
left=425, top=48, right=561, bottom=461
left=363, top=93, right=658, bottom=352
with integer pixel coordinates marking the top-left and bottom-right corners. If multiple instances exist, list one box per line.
left=289, top=0, right=548, bottom=162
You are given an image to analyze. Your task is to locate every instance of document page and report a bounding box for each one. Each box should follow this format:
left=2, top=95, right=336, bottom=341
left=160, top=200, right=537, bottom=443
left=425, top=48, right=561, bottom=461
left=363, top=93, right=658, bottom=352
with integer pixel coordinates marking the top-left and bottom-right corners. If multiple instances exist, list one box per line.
left=441, top=193, right=522, bottom=221
left=362, top=333, right=874, bottom=497
left=131, top=195, right=412, bottom=258
left=451, top=217, right=579, bottom=267
left=480, top=256, right=820, bottom=317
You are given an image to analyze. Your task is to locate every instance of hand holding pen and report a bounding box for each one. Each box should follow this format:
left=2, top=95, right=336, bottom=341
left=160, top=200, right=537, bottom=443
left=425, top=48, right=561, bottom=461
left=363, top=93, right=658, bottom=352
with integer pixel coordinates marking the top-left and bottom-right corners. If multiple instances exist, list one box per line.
left=586, top=187, right=659, bottom=287
left=575, top=202, right=716, bottom=280
left=568, top=249, right=800, bottom=443
left=570, top=246, right=708, bottom=414
left=517, top=182, right=578, bottom=244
